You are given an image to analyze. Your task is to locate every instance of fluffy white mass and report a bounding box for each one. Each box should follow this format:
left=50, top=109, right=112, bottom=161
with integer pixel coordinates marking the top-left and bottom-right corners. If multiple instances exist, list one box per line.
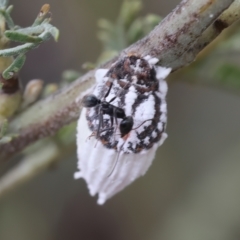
left=75, top=108, right=167, bottom=204
left=75, top=55, right=171, bottom=204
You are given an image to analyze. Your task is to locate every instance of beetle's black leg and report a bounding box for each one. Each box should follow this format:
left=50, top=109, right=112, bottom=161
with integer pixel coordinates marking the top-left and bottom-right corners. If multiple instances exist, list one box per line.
left=108, top=96, right=117, bottom=103
left=104, top=80, right=113, bottom=99
left=96, top=107, right=104, bottom=139
left=112, top=107, right=118, bottom=126
left=110, top=115, right=114, bottom=127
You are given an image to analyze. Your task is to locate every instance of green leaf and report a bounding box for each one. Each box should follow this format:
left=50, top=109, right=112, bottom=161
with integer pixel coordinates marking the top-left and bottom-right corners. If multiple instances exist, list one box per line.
left=119, top=0, right=142, bottom=30
left=13, top=25, right=44, bottom=36
left=3, top=54, right=26, bottom=79
left=0, top=0, right=8, bottom=9
left=47, top=25, right=59, bottom=41
left=0, top=4, right=14, bottom=29
left=5, top=31, right=43, bottom=43
left=127, top=18, right=143, bottom=44
left=215, top=64, right=240, bottom=88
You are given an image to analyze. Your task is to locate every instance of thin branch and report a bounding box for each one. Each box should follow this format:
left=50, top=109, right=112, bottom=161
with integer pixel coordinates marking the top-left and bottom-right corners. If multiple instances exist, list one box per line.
left=0, top=0, right=237, bottom=161
left=0, top=138, right=75, bottom=197
left=173, top=0, right=240, bottom=69
left=125, top=0, right=235, bottom=66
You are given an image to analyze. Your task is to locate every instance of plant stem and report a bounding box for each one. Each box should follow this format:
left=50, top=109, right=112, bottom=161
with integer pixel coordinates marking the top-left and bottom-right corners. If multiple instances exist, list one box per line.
left=0, top=0, right=238, bottom=162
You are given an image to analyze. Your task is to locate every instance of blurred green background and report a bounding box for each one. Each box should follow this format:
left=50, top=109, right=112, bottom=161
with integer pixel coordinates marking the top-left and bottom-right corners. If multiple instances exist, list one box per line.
left=1, top=0, right=240, bottom=240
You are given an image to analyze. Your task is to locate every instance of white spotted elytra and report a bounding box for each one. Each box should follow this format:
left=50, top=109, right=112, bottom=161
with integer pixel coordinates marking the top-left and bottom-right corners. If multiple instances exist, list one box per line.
left=74, top=55, right=171, bottom=204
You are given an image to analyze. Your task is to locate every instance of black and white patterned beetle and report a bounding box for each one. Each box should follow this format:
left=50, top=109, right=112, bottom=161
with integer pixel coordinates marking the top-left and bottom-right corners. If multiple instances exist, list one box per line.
left=75, top=55, right=171, bottom=204
left=81, top=82, right=133, bottom=139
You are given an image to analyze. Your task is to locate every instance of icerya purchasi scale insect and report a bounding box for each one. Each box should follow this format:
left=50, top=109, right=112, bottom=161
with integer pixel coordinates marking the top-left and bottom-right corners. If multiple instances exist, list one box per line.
left=74, top=55, right=171, bottom=204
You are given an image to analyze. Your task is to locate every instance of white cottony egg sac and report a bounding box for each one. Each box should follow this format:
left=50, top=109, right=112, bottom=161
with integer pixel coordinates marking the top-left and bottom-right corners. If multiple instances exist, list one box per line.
left=74, top=55, right=171, bottom=205
left=75, top=108, right=167, bottom=205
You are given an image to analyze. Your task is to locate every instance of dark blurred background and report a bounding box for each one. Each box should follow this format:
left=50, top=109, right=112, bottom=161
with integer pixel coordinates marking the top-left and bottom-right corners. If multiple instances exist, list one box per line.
left=1, top=1, right=240, bottom=240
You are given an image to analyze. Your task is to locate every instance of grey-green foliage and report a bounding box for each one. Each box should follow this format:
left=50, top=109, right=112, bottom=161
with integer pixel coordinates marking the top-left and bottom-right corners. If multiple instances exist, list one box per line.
left=0, top=0, right=8, bottom=9
left=0, top=0, right=15, bottom=30
left=0, top=2, right=59, bottom=79
left=96, top=0, right=161, bottom=63
left=178, top=23, right=240, bottom=93
left=3, top=54, right=26, bottom=79
left=216, top=64, right=240, bottom=88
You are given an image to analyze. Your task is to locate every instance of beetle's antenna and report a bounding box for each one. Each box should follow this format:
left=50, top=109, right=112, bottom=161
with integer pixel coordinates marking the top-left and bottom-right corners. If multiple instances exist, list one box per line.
left=106, top=142, right=125, bottom=178
left=103, top=78, right=114, bottom=99
left=106, top=152, right=120, bottom=177
left=132, top=119, right=154, bottom=130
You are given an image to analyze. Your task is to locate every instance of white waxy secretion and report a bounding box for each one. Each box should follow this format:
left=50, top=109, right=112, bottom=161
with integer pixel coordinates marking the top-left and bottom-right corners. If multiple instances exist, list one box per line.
left=74, top=55, right=171, bottom=204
